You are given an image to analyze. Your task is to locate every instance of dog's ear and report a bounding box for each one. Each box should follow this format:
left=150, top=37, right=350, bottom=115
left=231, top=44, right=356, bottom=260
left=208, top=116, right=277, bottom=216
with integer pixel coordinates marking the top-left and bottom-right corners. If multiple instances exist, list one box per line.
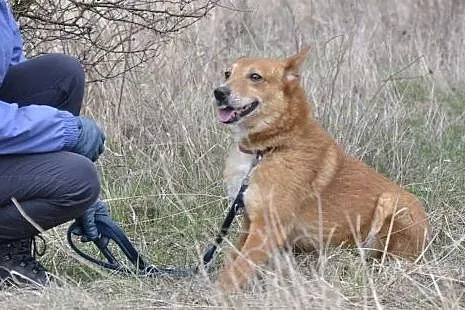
left=283, top=46, right=311, bottom=81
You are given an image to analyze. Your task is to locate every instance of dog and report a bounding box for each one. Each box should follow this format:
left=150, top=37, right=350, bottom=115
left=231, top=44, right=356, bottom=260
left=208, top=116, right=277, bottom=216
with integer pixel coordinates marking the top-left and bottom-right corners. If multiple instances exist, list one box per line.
left=213, top=46, right=430, bottom=291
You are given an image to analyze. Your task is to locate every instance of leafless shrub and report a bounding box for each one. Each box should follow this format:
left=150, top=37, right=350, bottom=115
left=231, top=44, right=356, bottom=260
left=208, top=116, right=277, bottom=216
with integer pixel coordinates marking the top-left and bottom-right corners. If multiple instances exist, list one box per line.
left=11, top=0, right=218, bottom=81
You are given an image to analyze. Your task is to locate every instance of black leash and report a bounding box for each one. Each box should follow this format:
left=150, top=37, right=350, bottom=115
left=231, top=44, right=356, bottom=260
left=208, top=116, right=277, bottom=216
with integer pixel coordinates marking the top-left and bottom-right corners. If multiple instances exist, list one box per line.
left=200, top=179, right=249, bottom=267
left=67, top=151, right=264, bottom=277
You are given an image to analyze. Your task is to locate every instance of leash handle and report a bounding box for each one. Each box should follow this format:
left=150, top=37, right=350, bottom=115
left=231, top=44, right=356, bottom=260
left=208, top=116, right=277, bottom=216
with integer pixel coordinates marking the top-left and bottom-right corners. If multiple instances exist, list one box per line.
left=67, top=216, right=197, bottom=277
left=67, top=216, right=148, bottom=273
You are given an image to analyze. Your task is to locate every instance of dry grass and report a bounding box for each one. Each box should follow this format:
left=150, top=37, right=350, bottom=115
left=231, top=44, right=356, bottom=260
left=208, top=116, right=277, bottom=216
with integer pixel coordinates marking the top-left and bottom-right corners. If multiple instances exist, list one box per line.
left=2, top=0, right=465, bottom=309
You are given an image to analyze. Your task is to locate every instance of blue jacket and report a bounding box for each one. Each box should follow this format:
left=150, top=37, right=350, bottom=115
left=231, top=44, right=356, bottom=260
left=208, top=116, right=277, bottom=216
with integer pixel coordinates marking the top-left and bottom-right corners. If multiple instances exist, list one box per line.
left=0, top=2, right=79, bottom=154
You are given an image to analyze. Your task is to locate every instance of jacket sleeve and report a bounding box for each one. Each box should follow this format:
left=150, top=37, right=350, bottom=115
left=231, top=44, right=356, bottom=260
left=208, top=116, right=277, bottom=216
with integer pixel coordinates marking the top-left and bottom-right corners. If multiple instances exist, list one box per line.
left=0, top=100, right=80, bottom=154
left=7, top=4, right=26, bottom=64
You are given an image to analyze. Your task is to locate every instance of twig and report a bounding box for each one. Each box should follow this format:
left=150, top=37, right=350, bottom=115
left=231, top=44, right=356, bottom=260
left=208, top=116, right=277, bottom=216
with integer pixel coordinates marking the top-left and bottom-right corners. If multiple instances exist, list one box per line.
left=11, top=197, right=45, bottom=234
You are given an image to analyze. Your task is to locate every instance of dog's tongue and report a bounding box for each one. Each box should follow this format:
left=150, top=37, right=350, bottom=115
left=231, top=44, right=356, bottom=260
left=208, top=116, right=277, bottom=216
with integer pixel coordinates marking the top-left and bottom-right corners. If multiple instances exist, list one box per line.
left=217, top=107, right=236, bottom=123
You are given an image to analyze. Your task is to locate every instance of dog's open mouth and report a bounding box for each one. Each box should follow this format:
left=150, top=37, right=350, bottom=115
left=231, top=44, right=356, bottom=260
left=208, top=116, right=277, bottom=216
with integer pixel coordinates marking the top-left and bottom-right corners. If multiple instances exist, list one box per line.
left=217, top=101, right=259, bottom=124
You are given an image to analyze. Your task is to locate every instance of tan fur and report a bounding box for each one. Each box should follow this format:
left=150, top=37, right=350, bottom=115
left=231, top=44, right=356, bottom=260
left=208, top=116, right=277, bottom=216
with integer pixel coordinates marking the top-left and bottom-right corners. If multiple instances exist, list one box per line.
left=215, top=47, right=430, bottom=291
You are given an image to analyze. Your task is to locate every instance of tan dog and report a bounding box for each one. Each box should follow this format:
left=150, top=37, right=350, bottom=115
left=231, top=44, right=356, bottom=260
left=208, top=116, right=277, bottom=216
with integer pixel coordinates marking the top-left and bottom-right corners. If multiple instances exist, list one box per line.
left=213, top=47, right=430, bottom=291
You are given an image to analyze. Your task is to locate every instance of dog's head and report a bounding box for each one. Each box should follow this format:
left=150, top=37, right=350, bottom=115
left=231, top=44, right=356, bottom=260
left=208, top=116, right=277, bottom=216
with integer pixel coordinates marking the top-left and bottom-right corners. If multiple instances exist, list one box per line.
left=214, top=46, right=311, bottom=138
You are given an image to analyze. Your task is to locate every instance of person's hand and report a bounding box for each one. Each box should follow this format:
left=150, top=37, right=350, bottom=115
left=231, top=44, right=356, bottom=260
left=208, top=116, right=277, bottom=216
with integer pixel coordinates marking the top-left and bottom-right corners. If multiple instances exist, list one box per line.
left=70, top=116, right=105, bottom=162
left=73, top=200, right=111, bottom=242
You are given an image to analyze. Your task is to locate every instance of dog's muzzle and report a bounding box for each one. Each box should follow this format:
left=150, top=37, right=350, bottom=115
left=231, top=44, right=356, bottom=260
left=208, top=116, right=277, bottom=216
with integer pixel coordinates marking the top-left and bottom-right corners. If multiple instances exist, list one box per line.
left=213, top=86, right=259, bottom=124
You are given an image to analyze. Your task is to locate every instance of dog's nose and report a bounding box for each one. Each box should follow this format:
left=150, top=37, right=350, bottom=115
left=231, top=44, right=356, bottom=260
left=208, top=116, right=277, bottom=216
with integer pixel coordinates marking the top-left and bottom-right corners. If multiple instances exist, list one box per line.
left=214, top=86, right=231, bottom=102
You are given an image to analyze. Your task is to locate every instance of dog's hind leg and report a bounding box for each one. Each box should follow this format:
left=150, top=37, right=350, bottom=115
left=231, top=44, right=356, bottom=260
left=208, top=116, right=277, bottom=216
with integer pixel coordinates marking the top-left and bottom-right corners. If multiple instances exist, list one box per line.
left=383, top=194, right=429, bottom=260
left=362, top=192, right=398, bottom=253
left=363, top=192, right=428, bottom=260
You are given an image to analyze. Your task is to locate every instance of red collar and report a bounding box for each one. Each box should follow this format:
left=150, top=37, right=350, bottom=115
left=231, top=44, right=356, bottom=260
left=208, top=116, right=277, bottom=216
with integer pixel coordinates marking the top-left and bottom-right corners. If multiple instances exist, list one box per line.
left=238, top=144, right=274, bottom=157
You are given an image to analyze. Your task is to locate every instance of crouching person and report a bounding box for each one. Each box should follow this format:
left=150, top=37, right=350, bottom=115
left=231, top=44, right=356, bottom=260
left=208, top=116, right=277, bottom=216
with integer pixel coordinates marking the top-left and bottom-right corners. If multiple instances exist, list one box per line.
left=0, top=2, right=112, bottom=287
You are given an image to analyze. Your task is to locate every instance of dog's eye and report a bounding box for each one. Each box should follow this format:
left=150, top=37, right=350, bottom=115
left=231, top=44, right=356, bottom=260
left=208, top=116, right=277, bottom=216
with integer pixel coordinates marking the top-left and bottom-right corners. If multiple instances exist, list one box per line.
left=249, top=73, right=263, bottom=82
left=224, top=70, right=231, bottom=80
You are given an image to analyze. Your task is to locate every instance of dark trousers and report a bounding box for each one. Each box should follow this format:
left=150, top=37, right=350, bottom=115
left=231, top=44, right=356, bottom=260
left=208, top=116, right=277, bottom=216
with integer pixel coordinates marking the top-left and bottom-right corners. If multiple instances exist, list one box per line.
left=0, top=54, right=100, bottom=240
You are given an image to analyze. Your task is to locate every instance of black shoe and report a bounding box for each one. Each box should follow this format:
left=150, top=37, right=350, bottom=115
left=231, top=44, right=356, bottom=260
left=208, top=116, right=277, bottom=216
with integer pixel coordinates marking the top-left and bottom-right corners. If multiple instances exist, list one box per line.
left=0, top=238, right=49, bottom=287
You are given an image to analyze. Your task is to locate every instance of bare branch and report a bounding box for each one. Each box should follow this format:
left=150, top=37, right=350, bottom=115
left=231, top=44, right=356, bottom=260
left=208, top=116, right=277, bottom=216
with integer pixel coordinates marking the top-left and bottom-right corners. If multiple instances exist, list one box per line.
left=11, top=0, right=219, bottom=81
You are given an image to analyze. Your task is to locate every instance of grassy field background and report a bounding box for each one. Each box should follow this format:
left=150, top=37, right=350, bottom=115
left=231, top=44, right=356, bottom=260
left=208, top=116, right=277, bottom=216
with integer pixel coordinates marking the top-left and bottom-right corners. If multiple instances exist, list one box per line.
left=3, top=0, right=465, bottom=309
